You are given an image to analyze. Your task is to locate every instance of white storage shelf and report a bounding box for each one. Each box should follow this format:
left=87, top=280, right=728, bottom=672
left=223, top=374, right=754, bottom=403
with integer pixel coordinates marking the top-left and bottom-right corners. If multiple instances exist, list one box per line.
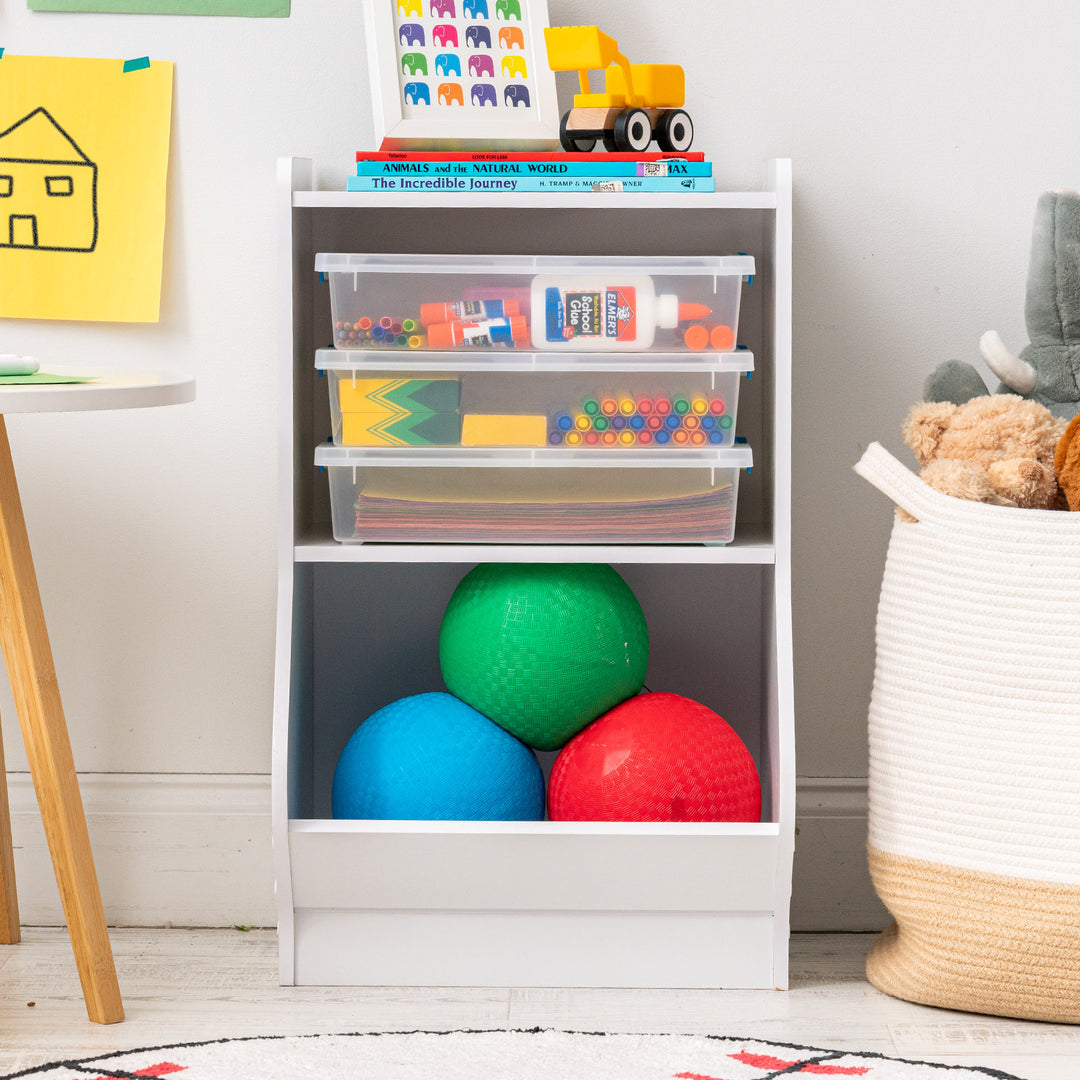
left=274, top=158, right=794, bottom=989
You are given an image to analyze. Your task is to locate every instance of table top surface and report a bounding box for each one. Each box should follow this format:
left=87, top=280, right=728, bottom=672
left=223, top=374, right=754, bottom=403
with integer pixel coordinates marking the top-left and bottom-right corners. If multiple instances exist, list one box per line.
left=0, top=368, right=196, bottom=414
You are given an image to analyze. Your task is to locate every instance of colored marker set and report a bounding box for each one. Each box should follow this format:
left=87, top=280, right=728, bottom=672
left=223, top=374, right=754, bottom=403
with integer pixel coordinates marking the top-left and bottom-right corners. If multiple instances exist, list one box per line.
left=335, top=317, right=427, bottom=349
left=548, top=394, right=734, bottom=447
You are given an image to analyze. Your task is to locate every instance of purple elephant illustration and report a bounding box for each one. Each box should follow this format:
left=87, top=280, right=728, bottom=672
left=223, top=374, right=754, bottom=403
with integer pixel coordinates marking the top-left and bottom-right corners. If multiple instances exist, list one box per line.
left=471, top=82, right=497, bottom=107
left=465, top=23, right=492, bottom=48
left=467, top=53, right=494, bottom=77
left=430, top=0, right=455, bottom=15
left=398, top=23, right=424, bottom=46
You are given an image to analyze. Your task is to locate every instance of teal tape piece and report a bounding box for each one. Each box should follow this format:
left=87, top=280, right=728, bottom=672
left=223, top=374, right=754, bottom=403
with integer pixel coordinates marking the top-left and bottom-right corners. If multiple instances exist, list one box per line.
left=123, top=56, right=150, bottom=73
left=0, top=49, right=5, bottom=58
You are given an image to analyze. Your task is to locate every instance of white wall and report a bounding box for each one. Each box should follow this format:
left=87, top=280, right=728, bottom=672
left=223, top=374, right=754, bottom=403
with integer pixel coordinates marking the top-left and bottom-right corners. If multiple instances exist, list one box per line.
left=0, top=0, right=1077, bottom=929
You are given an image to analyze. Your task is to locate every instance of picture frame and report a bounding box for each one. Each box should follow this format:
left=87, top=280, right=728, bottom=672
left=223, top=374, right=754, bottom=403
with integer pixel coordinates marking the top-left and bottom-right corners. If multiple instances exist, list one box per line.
left=361, top=0, right=562, bottom=151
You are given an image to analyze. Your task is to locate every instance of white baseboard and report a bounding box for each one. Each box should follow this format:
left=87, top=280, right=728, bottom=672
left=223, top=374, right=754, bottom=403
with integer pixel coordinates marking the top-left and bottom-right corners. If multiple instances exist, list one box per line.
left=3, top=773, right=885, bottom=932
left=792, top=777, right=889, bottom=931
left=6, top=773, right=276, bottom=927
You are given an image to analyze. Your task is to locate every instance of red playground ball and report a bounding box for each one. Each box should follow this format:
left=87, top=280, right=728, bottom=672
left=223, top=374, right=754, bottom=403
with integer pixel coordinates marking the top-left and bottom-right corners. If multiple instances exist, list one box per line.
left=548, top=692, right=761, bottom=822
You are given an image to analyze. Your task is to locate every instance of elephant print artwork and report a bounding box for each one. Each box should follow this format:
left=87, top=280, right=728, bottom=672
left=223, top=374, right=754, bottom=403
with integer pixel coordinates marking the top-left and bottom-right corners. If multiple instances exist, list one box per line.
left=389, top=0, right=546, bottom=124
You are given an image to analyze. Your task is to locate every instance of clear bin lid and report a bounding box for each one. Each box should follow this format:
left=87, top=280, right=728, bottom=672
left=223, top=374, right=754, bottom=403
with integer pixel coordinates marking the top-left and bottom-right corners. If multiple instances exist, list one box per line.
left=314, top=253, right=755, bottom=276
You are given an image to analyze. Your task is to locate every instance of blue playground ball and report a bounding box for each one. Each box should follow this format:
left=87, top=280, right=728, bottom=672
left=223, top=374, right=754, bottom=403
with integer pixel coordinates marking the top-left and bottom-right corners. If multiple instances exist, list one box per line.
left=331, top=692, right=545, bottom=821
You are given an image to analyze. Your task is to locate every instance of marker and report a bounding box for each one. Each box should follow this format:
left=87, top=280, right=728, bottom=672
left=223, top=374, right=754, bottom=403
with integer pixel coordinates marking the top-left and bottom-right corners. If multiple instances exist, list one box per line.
left=655, top=430, right=671, bottom=445
left=691, top=397, right=708, bottom=415
left=629, top=414, right=645, bottom=430
left=709, top=398, right=726, bottom=415
left=395, top=333, right=408, bottom=346
left=673, top=396, right=690, bottom=415
left=673, top=429, right=689, bottom=445
left=401, top=318, right=417, bottom=333
left=719, top=415, right=734, bottom=429
left=593, top=415, right=609, bottom=432
left=618, top=397, right=635, bottom=415
left=701, top=414, right=717, bottom=430
left=565, top=430, right=583, bottom=446
left=646, top=414, right=663, bottom=431
left=611, top=414, right=627, bottom=430
left=599, top=398, right=618, bottom=416
left=689, top=430, right=706, bottom=445
left=664, top=414, right=681, bottom=430
left=379, top=316, right=394, bottom=329
left=583, top=398, right=600, bottom=416
left=654, top=398, right=672, bottom=415
left=584, top=430, right=600, bottom=445
left=637, top=429, right=653, bottom=445
left=618, top=429, right=635, bottom=445
left=548, top=430, right=564, bottom=445
left=554, top=412, right=574, bottom=431
left=408, top=334, right=425, bottom=348
left=371, top=325, right=385, bottom=339
left=637, top=396, right=654, bottom=414
left=683, top=415, right=700, bottom=430
left=601, top=430, right=617, bottom=445
left=709, top=430, right=725, bottom=444
left=575, top=414, right=591, bottom=431
left=358, top=317, right=373, bottom=331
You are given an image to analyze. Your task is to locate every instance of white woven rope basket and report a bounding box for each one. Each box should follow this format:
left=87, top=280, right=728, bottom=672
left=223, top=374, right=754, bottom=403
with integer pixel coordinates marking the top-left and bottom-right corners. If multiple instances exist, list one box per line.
left=855, top=441, right=1080, bottom=1023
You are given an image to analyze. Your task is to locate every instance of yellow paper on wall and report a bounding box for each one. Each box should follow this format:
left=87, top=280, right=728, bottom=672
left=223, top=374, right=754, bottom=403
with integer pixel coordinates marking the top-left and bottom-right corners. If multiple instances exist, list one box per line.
left=0, top=54, right=173, bottom=322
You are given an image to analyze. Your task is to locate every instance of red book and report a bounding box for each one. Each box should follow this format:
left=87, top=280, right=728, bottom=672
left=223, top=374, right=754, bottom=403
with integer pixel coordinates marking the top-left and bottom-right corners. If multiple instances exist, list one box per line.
left=356, top=149, right=707, bottom=163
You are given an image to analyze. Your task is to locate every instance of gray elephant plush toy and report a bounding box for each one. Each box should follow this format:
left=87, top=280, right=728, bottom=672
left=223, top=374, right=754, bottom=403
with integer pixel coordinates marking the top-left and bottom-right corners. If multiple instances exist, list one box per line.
left=924, top=190, right=1080, bottom=419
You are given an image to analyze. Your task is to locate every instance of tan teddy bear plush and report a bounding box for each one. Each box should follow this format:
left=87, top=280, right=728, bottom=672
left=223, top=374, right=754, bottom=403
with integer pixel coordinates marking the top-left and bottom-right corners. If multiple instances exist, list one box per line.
left=902, top=393, right=1068, bottom=513
left=1056, top=412, right=1080, bottom=510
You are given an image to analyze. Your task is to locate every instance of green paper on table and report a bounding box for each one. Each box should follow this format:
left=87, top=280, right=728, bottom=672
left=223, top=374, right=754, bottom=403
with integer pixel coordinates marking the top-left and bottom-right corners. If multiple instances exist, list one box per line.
left=0, top=373, right=98, bottom=384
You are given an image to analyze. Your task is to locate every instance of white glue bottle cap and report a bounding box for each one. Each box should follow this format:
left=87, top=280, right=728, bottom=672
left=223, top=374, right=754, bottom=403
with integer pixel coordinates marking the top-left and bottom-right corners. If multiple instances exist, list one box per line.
left=657, top=295, right=712, bottom=329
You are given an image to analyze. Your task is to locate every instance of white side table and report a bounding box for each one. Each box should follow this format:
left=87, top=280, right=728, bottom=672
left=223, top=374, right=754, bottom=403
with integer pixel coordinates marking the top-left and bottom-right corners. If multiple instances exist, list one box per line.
left=0, top=369, right=195, bottom=1023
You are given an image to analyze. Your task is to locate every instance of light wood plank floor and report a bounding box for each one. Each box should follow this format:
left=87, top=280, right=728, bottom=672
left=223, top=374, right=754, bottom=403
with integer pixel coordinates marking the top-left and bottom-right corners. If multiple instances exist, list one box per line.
left=0, top=930, right=1074, bottom=1078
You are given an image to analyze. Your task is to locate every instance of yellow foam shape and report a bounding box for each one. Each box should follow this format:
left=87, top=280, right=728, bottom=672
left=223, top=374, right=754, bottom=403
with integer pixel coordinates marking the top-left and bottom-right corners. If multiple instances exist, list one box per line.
left=461, top=414, right=547, bottom=447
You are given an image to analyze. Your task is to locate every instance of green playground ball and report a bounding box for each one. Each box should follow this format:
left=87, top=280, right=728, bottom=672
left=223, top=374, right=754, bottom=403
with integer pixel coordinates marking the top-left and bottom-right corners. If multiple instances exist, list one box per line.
left=438, top=562, right=649, bottom=751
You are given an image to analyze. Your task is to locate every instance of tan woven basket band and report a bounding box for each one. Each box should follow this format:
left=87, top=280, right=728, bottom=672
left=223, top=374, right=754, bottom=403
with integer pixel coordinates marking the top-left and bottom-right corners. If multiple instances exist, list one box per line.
left=866, top=845, right=1080, bottom=1023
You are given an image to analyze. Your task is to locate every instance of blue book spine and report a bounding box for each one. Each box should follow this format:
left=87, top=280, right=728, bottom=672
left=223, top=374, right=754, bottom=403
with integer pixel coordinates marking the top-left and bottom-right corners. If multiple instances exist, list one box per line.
left=346, top=175, right=717, bottom=193
left=356, top=160, right=713, bottom=178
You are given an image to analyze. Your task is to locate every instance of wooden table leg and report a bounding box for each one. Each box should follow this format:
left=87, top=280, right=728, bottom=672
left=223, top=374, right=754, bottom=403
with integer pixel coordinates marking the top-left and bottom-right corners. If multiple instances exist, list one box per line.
left=0, top=417, right=123, bottom=1023
left=0, top=722, right=20, bottom=945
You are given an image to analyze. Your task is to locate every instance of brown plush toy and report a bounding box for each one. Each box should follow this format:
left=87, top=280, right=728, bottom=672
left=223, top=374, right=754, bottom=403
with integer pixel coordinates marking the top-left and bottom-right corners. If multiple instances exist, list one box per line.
left=1056, top=412, right=1080, bottom=510
left=902, top=394, right=1068, bottom=515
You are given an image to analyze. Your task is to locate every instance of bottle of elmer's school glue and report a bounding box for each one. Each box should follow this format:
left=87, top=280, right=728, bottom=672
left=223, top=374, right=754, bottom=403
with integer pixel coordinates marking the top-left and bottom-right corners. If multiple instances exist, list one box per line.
left=530, top=274, right=711, bottom=351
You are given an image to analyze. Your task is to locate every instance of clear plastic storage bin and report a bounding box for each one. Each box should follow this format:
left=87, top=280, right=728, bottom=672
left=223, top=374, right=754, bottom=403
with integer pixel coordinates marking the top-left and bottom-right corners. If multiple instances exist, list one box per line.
left=316, top=350, right=753, bottom=449
left=316, top=254, right=754, bottom=355
left=313, top=445, right=752, bottom=545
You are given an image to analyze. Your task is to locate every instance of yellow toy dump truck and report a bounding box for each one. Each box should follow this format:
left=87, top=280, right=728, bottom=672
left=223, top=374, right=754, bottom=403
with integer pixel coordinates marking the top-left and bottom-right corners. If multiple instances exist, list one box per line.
left=543, top=24, right=694, bottom=154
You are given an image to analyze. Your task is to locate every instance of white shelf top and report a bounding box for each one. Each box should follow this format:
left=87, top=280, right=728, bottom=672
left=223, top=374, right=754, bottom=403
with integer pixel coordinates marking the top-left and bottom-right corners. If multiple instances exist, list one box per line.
left=0, top=368, right=195, bottom=414
left=295, top=190, right=778, bottom=211
left=316, top=347, right=754, bottom=374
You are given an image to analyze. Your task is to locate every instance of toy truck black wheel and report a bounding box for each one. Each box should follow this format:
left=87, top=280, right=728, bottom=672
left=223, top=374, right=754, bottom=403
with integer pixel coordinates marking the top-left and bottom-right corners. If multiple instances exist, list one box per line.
left=612, top=108, right=652, bottom=152
left=559, top=111, right=597, bottom=153
left=655, top=109, right=693, bottom=153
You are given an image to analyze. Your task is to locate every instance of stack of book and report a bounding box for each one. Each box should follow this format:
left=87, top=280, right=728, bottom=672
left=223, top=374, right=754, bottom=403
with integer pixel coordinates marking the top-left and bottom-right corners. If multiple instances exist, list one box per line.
left=348, top=150, right=715, bottom=193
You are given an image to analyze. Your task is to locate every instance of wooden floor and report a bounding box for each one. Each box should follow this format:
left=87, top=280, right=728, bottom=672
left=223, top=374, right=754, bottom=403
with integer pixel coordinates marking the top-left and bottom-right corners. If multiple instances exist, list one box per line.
left=0, top=929, right=1074, bottom=1078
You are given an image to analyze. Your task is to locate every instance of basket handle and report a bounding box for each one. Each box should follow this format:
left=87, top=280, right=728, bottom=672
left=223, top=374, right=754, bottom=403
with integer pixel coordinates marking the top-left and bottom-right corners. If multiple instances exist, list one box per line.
left=854, top=441, right=948, bottom=523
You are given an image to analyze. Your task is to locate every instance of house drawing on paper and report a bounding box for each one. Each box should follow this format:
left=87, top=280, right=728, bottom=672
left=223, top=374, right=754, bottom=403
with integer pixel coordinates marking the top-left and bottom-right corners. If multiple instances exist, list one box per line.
left=0, top=107, right=98, bottom=252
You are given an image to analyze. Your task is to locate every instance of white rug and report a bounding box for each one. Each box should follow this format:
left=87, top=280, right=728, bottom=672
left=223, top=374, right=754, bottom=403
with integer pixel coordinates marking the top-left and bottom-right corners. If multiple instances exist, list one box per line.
left=0, top=1029, right=1028, bottom=1080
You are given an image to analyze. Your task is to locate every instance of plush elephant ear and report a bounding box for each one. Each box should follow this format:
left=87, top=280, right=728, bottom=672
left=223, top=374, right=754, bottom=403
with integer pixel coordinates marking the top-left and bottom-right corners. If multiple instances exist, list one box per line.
left=1025, top=190, right=1080, bottom=348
